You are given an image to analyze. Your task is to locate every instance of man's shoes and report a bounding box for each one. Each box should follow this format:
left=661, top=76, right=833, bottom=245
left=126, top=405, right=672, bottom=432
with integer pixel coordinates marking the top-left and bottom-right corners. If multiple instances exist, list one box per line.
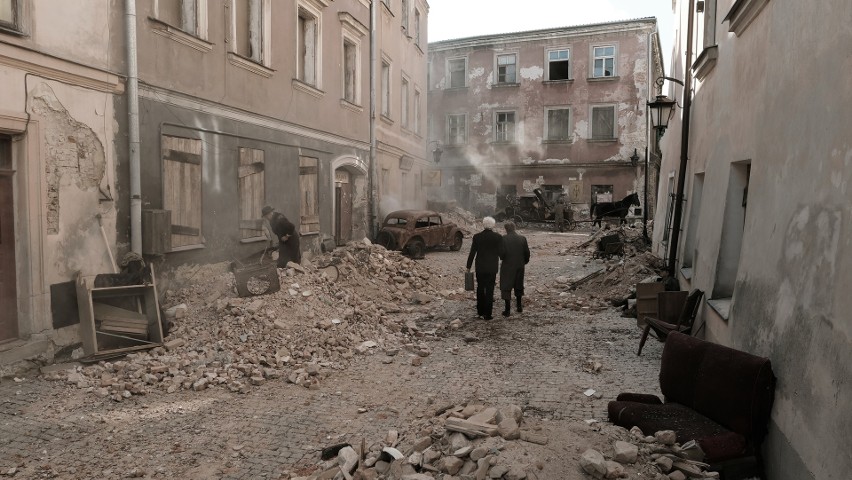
left=516, top=297, right=523, bottom=313
left=484, top=315, right=493, bottom=320
left=502, top=310, right=510, bottom=317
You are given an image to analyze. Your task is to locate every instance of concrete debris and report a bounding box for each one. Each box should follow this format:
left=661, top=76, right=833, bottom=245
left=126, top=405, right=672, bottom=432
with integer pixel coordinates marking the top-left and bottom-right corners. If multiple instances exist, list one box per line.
left=46, top=242, right=442, bottom=399
left=579, top=449, right=607, bottom=478
left=654, top=430, right=677, bottom=445
left=613, top=440, right=638, bottom=464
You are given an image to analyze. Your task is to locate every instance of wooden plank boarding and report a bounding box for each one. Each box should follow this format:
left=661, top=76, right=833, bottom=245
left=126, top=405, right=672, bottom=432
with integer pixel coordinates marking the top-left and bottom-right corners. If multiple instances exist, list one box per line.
left=239, top=148, right=265, bottom=239
left=162, top=135, right=203, bottom=248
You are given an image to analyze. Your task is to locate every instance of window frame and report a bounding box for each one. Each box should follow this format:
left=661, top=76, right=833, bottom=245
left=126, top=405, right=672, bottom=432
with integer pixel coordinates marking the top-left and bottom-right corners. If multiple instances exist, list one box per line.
left=494, top=110, right=517, bottom=143
left=381, top=56, right=392, bottom=119
left=591, top=44, right=617, bottom=78
left=298, top=156, right=320, bottom=236
left=153, top=0, right=209, bottom=40
left=545, top=47, right=571, bottom=81
left=296, top=1, right=324, bottom=89
left=237, top=147, right=266, bottom=241
left=401, top=0, right=410, bottom=33
left=339, top=14, right=367, bottom=106
left=446, top=57, right=468, bottom=89
left=543, top=106, right=572, bottom=143
left=446, top=113, right=467, bottom=146
left=495, top=52, right=518, bottom=85
left=401, top=74, right=410, bottom=129
left=228, top=0, right=272, bottom=70
left=0, top=0, right=21, bottom=33
left=590, top=104, right=617, bottom=140
left=413, top=87, right=421, bottom=135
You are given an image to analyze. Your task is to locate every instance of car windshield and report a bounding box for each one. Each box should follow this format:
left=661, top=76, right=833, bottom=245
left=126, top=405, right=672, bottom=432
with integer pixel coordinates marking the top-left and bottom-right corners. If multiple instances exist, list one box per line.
left=385, top=217, right=408, bottom=226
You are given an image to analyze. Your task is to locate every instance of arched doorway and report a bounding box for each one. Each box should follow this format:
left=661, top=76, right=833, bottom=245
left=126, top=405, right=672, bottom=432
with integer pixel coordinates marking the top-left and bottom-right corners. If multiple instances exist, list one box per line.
left=331, top=156, right=368, bottom=245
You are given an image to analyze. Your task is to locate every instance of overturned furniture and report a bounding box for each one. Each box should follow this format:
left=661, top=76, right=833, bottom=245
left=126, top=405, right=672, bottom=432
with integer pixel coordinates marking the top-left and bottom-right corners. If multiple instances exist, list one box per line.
left=75, top=265, right=164, bottom=359
left=636, top=289, right=703, bottom=355
left=609, top=332, right=776, bottom=479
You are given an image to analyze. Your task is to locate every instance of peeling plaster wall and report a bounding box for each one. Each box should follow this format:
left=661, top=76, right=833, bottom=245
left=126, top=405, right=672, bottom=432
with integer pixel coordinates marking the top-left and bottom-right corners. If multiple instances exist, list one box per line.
left=428, top=20, right=657, bottom=214
left=654, top=2, right=852, bottom=478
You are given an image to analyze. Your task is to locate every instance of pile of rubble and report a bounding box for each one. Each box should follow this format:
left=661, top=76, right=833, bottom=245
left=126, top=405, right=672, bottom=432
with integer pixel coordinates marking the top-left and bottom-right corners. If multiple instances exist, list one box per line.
left=442, top=207, right=482, bottom=236
left=579, top=426, right=720, bottom=480
left=46, top=240, right=444, bottom=400
left=291, top=402, right=546, bottom=480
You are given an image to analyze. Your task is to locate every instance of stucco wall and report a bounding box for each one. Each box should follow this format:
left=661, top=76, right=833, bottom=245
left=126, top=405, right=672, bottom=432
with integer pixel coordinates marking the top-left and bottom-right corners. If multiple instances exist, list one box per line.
left=654, top=1, right=852, bottom=478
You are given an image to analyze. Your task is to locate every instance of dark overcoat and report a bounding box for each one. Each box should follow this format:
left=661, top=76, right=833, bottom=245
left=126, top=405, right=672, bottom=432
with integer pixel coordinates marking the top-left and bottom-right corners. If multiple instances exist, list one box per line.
left=269, top=212, right=301, bottom=266
left=499, top=232, right=530, bottom=291
left=466, top=228, right=504, bottom=274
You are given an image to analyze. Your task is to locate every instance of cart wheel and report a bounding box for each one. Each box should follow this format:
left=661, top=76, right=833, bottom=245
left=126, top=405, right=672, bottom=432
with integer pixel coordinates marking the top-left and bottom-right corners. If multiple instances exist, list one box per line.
left=512, top=214, right=525, bottom=227
left=567, top=220, right=577, bottom=231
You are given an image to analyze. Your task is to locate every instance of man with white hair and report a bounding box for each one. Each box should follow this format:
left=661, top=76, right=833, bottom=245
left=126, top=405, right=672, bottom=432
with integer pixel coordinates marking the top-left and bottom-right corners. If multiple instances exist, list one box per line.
left=466, top=216, right=505, bottom=320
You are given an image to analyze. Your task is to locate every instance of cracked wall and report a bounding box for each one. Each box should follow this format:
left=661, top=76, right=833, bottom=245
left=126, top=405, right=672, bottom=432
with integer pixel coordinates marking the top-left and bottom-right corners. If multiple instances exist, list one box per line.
left=30, top=84, right=106, bottom=235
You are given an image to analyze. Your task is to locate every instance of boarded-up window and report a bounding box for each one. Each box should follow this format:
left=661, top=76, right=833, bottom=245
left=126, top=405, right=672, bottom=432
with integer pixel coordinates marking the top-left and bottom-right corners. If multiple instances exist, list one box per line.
left=448, top=58, right=465, bottom=88
left=238, top=147, right=265, bottom=239
left=162, top=135, right=203, bottom=249
left=591, top=105, right=616, bottom=139
left=299, top=156, right=319, bottom=234
left=298, top=8, right=318, bottom=85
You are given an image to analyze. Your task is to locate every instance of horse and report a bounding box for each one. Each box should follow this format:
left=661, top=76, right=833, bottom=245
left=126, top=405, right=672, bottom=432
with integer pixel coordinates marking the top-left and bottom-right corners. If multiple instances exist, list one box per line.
left=590, top=192, right=640, bottom=227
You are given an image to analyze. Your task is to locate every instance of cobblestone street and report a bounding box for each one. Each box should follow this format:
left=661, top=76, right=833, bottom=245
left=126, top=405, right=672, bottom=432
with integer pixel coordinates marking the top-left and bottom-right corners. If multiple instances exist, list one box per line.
left=0, top=229, right=664, bottom=479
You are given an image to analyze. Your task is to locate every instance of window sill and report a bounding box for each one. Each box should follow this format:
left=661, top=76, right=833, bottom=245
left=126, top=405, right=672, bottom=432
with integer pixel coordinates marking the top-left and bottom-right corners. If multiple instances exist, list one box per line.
left=169, top=244, right=206, bottom=253
left=707, top=297, right=732, bottom=321
left=228, top=52, right=274, bottom=78
left=445, top=143, right=466, bottom=148
left=541, top=139, right=573, bottom=145
left=0, top=24, right=26, bottom=37
left=680, top=266, right=694, bottom=281
left=724, top=0, right=770, bottom=36
left=587, top=75, right=620, bottom=82
left=415, top=43, right=424, bottom=55
left=148, top=17, right=213, bottom=53
left=492, top=141, right=518, bottom=146
left=379, top=114, right=394, bottom=126
left=292, top=79, right=325, bottom=99
left=380, top=2, right=394, bottom=17
left=340, top=99, right=364, bottom=113
left=443, top=86, right=469, bottom=92
left=587, top=138, right=618, bottom=143
left=692, top=45, right=718, bottom=80
left=493, top=82, right=520, bottom=88
left=300, top=231, right=320, bottom=237
left=543, top=79, right=573, bottom=85
left=240, top=237, right=267, bottom=244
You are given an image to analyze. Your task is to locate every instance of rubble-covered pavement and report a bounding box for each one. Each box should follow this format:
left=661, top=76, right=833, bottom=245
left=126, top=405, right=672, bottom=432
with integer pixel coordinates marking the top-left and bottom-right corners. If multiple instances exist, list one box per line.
left=0, top=226, right=716, bottom=480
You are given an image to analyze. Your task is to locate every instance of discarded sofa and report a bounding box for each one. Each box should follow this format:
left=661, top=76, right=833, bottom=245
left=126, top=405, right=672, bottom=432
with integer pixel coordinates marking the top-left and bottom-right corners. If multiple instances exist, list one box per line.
left=608, top=332, right=776, bottom=476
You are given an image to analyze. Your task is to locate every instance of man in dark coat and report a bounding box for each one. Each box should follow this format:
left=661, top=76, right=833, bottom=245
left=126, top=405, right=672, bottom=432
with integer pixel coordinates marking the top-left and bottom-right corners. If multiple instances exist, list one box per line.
left=466, top=216, right=504, bottom=320
left=499, top=221, right=530, bottom=316
left=262, top=206, right=301, bottom=268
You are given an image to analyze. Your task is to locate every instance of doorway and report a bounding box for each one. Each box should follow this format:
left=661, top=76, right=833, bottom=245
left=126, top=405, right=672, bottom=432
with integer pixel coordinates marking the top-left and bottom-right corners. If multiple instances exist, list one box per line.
left=334, top=169, right=353, bottom=245
left=0, top=136, right=18, bottom=342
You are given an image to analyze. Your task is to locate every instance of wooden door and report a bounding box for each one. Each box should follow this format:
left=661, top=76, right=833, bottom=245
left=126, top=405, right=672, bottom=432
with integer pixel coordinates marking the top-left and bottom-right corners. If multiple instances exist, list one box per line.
left=335, top=170, right=352, bottom=245
left=0, top=173, right=18, bottom=342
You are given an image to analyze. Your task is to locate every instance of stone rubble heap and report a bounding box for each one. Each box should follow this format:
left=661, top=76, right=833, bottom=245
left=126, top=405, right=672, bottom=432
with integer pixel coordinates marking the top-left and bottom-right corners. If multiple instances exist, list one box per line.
left=579, top=426, right=721, bottom=480
left=292, top=403, right=547, bottom=480
left=45, top=240, right=444, bottom=401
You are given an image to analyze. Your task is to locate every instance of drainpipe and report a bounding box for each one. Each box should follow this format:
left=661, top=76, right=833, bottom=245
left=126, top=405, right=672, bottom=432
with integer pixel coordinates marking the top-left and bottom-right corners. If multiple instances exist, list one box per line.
left=125, top=0, right=142, bottom=254
left=368, top=0, right=378, bottom=239
left=667, top=0, right=696, bottom=277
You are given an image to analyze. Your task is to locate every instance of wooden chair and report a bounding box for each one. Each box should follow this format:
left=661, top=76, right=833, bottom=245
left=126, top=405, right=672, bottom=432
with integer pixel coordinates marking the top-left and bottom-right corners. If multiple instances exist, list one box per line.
left=637, top=289, right=704, bottom=356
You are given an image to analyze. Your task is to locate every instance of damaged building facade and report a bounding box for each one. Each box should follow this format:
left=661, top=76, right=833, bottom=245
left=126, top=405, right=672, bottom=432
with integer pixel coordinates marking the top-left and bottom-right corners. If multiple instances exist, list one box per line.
left=0, top=0, right=429, bottom=369
left=427, top=18, right=663, bottom=218
left=653, top=0, right=852, bottom=478
left=0, top=0, right=124, bottom=368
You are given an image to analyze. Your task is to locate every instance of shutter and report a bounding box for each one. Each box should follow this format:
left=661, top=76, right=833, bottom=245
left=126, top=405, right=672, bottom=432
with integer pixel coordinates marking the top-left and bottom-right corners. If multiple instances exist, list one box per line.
left=299, top=156, right=320, bottom=234
left=238, top=147, right=265, bottom=239
left=162, top=135, right=203, bottom=248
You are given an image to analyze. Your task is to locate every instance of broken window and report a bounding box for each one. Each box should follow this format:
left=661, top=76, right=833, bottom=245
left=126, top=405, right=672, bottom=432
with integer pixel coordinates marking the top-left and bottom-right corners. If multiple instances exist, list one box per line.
left=713, top=161, right=750, bottom=298
left=495, top=112, right=516, bottom=143
left=591, top=105, right=616, bottom=139
left=381, top=60, right=391, bottom=117
left=447, top=114, right=466, bottom=145
left=0, top=0, right=17, bottom=29
left=545, top=107, right=571, bottom=141
left=238, top=148, right=265, bottom=239
left=413, top=89, right=421, bottom=134
left=447, top=58, right=466, bottom=88
left=547, top=49, right=570, bottom=80
left=497, top=54, right=517, bottom=84
left=298, top=7, right=319, bottom=86
left=234, top=0, right=264, bottom=64
left=593, top=45, right=616, bottom=77
left=162, top=135, right=203, bottom=249
left=401, top=76, right=410, bottom=128
left=343, top=39, right=357, bottom=103
left=299, top=156, right=320, bottom=235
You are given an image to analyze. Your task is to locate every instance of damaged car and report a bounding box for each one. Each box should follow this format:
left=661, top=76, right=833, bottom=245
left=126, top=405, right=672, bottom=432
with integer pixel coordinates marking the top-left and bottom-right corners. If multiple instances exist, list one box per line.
left=376, top=210, right=464, bottom=258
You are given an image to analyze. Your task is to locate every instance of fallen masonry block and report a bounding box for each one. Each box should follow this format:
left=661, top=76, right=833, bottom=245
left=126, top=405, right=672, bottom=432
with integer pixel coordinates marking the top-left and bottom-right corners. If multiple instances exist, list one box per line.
left=519, top=431, right=548, bottom=445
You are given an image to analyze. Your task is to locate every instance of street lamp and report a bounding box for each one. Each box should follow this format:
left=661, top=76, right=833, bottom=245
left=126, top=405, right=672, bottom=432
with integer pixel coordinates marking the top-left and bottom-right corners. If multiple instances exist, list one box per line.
left=648, top=94, right=677, bottom=133
left=429, top=140, right=443, bottom=163
left=630, top=148, right=640, bottom=167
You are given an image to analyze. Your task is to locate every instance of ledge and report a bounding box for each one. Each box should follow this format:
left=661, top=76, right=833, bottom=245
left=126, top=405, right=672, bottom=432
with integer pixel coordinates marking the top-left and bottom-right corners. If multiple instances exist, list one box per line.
left=724, top=0, right=770, bottom=36
left=587, top=138, right=617, bottom=143
left=692, top=45, right=718, bottom=80
left=148, top=17, right=213, bottom=53
left=0, top=24, right=26, bottom=37
left=340, top=99, right=364, bottom=113
left=707, top=297, right=732, bottom=321
left=680, top=266, right=694, bottom=281
left=292, top=79, right=325, bottom=99
left=239, top=237, right=267, bottom=244
left=492, top=82, right=520, bottom=88
left=491, top=141, right=518, bottom=146
left=169, top=244, right=206, bottom=253
left=443, top=86, right=469, bottom=92
left=228, top=52, right=274, bottom=78
left=587, top=75, right=620, bottom=82
left=543, top=79, right=573, bottom=85
left=541, top=139, right=573, bottom=145
left=379, top=114, right=394, bottom=125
